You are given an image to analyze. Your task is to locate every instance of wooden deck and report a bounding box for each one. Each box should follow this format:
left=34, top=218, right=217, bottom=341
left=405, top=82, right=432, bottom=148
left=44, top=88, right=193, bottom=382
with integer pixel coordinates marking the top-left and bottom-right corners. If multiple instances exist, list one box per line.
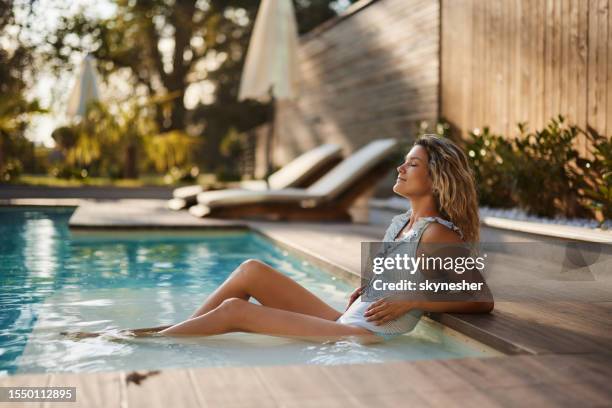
left=2, top=200, right=610, bottom=406
left=2, top=353, right=610, bottom=407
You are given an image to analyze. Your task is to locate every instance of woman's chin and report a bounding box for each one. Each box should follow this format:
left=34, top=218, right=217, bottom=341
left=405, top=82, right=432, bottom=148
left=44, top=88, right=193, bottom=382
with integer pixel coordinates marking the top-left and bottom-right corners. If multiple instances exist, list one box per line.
left=392, top=184, right=407, bottom=197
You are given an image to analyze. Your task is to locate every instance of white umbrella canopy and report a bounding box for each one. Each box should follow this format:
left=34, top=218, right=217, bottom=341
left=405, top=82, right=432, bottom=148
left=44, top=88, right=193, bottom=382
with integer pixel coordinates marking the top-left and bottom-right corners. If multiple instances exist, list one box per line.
left=66, top=54, right=101, bottom=119
left=238, top=0, right=300, bottom=102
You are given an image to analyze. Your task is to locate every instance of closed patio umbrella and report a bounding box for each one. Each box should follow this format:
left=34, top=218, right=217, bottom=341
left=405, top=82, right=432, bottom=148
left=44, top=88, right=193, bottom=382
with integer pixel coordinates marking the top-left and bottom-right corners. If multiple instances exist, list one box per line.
left=66, top=54, right=100, bottom=119
left=238, top=0, right=300, bottom=181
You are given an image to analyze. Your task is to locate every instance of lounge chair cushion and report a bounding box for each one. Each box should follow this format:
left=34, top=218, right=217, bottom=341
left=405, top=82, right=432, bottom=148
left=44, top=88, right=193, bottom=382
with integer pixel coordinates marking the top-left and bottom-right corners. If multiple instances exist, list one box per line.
left=267, top=144, right=342, bottom=189
left=172, top=144, right=341, bottom=200
left=306, top=139, right=398, bottom=199
left=194, top=139, right=398, bottom=210
left=196, top=188, right=318, bottom=207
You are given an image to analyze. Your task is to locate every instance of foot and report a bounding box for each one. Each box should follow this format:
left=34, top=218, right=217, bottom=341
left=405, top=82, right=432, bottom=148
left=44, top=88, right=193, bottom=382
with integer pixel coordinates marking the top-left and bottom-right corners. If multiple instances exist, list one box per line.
left=59, top=331, right=102, bottom=340
left=60, top=325, right=171, bottom=340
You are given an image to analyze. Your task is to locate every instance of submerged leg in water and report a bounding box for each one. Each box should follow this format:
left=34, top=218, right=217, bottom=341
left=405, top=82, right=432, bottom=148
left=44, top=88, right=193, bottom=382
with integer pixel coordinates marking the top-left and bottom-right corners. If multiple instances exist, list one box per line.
left=60, top=325, right=172, bottom=340
left=60, top=260, right=379, bottom=343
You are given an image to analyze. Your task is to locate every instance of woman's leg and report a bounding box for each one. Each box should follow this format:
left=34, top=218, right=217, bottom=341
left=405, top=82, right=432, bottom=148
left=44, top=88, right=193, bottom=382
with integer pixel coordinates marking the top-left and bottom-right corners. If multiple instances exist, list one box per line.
left=63, top=259, right=344, bottom=339
left=159, top=297, right=381, bottom=344
left=187, top=259, right=342, bottom=320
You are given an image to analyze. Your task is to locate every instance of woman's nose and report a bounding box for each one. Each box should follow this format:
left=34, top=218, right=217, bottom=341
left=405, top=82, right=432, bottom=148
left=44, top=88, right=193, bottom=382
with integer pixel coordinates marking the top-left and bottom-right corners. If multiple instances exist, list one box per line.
left=397, top=164, right=406, bottom=173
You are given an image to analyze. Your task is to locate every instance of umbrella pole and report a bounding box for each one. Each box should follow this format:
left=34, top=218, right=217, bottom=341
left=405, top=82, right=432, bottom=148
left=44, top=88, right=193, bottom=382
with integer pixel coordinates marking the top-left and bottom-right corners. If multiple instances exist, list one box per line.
left=265, top=88, right=275, bottom=189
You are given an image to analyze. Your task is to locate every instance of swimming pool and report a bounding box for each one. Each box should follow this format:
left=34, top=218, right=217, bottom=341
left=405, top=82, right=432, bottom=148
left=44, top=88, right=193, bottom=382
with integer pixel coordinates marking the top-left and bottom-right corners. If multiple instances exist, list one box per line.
left=0, top=207, right=497, bottom=375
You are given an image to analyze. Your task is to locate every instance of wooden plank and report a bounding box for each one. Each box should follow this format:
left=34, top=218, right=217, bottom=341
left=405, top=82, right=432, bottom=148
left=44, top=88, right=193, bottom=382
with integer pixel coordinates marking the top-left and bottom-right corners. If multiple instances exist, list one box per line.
left=560, top=0, right=571, bottom=123
left=440, top=0, right=474, bottom=139
left=440, top=0, right=452, bottom=130
left=588, top=0, right=609, bottom=137
left=460, top=0, right=473, bottom=139
left=442, top=352, right=612, bottom=389
left=42, top=372, right=123, bottom=408
left=523, top=0, right=552, bottom=129
left=470, top=1, right=482, bottom=132
left=485, top=382, right=607, bottom=408
left=608, top=0, right=612, bottom=140
left=412, top=388, right=499, bottom=407
left=254, top=365, right=360, bottom=406
left=575, top=0, right=590, bottom=156
left=535, top=0, right=547, bottom=129
left=188, top=367, right=276, bottom=407
left=543, top=0, right=555, bottom=127
left=507, top=0, right=519, bottom=137
left=486, top=0, right=497, bottom=133
left=595, top=0, right=609, bottom=136
left=552, top=0, right=563, bottom=122
left=567, top=0, right=579, bottom=131
left=484, top=0, right=493, bottom=131
left=500, top=0, right=510, bottom=136
left=0, top=373, right=49, bottom=408
left=446, top=301, right=612, bottom=355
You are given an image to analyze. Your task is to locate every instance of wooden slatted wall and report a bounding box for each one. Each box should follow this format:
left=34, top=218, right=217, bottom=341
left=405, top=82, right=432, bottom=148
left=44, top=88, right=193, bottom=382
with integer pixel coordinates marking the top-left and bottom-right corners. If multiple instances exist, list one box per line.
left=441, top=0, right=611, bottom=155
left=273, top=0, right=440, bottom=166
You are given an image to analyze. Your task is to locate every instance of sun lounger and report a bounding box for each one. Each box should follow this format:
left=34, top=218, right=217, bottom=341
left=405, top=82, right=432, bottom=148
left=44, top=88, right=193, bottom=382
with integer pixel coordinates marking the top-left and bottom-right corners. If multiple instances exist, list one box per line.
left=168, top=144, right=342, bottom=210
left=189, top=138, right=398, bottom=221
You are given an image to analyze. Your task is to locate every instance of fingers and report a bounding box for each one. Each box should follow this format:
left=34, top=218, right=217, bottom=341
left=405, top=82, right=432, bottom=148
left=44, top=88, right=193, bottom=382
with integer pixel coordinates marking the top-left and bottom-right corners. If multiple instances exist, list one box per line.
left=364, top=303, right=384, bottom=317
left=365, top=310, right=392, bottom=324
left=365, top=299, right=385, bottom=315
left=364, top=301, right=390, bottom=324
left=376, top=312, right=398, bottom=324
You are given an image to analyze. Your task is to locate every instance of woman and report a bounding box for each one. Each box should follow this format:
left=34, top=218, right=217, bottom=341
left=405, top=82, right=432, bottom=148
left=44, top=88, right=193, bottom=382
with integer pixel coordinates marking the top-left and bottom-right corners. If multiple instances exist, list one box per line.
left=67, top=135, right=493, bottom=343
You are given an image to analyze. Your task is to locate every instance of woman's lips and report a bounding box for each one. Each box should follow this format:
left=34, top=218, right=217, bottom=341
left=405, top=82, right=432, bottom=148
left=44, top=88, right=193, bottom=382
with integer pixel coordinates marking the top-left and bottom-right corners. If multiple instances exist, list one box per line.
left=396, top=176, right=406, bottom=182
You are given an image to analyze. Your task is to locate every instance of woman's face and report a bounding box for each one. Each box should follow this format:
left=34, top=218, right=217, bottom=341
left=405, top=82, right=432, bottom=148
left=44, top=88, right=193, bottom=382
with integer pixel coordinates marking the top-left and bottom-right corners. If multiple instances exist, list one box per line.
left=393, top=145, right=433, bottom=198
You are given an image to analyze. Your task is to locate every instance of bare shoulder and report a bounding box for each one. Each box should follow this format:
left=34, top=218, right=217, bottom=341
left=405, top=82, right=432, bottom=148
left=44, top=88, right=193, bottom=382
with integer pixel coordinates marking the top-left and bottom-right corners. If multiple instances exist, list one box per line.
left=420, top=222, right=463, bottom=244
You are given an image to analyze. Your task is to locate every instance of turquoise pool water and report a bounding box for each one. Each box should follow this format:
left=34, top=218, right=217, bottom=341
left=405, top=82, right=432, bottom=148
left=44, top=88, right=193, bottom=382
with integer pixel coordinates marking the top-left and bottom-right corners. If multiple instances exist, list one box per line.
left=0, top=207, right=496, bottom=375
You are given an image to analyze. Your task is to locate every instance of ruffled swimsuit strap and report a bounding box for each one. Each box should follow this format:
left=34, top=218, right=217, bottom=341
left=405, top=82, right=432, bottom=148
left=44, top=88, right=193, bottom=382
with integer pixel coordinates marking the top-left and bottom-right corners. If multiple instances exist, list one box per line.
left=419, top=216, right=464, bottom=240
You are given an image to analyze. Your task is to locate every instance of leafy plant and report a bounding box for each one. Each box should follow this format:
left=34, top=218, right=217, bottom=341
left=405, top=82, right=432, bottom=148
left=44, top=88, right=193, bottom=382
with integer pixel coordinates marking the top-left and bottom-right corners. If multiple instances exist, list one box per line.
left=575, top=127, right=612, bottom=223
left=465, top=127, right=517, bottom=209
left=144, top=130, right=200, bottom=178
left=512, top=116, right=587, bottom=218
left=420, top=116, right=609, bottom=223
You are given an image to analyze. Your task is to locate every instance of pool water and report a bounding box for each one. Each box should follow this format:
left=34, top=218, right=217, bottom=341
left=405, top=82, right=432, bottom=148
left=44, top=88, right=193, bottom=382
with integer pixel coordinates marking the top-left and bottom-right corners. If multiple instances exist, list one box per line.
left=0, top=207, right=496, bottom=375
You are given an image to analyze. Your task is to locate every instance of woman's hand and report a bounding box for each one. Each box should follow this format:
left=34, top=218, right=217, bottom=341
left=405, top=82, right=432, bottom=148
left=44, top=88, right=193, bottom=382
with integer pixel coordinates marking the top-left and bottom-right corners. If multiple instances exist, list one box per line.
left=364, top=298, right=416, bottom=325
left=345, top=286, right=365, bottom=311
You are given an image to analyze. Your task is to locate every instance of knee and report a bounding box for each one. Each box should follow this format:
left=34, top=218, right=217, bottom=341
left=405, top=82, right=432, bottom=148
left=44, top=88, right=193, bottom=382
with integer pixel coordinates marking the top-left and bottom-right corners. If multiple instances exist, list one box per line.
left=233, top=259, right=266, bottom=279
left=240, top=259, right=265, bottom=270
left=217, top=297, right=248, bottom=315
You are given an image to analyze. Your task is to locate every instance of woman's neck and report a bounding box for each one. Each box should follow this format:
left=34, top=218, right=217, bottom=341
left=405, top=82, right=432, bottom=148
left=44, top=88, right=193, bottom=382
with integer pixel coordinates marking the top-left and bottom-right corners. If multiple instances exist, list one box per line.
left=408, top=195, right=439, bottom=221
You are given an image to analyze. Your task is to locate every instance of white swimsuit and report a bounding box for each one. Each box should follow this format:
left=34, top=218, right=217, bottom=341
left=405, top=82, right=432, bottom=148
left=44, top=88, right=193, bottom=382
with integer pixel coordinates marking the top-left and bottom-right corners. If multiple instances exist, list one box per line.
left=336, top=210, right=464, bottom=340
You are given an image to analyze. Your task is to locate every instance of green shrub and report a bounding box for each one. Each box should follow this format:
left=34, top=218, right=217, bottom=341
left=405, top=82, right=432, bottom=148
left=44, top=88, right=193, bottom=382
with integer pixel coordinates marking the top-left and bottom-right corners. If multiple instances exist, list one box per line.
left=512, top=116, right=587, bottom=218
left=420, top=116, right=609, bottom=223
left=465, top=127, right=517, bottom=209
left=217, top=127, right=246, bottom=181
left=576, top=127, right=612, bottom=223
left=417, top=121, right=518, bottom=209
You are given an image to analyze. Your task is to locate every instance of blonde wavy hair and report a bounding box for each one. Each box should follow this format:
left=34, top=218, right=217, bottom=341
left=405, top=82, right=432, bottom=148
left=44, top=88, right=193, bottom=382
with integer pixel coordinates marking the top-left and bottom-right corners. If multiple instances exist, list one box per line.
left=414, top=134, right=480, bottom=243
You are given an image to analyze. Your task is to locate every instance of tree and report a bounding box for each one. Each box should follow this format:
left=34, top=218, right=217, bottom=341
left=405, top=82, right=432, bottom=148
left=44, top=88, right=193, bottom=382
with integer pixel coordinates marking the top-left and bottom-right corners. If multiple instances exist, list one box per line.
left=0, top=0, right=44, bottom=181
left=44, top=0, right=356, bottom=171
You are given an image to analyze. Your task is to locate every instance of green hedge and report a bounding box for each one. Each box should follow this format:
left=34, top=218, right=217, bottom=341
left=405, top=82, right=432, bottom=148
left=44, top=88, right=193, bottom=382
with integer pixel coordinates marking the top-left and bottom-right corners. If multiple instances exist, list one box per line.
left=418, top=116, right=611, bottom=225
